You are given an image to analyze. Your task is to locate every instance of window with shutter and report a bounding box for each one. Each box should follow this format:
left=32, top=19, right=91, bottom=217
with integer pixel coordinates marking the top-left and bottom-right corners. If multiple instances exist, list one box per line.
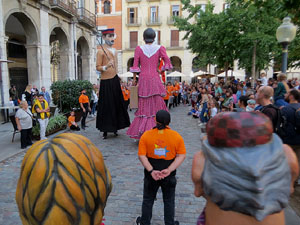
left=150, top=6, right=157, bottom=23
left=171, top=30, right=179, bottom=47
left=104, top=0, right=111, bottom=14
left=130, top=31, right=138, bottom=49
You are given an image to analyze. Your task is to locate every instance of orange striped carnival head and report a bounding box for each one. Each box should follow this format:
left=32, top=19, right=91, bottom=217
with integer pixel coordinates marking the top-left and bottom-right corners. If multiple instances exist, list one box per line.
left=16, top=133, right=112, bottom=225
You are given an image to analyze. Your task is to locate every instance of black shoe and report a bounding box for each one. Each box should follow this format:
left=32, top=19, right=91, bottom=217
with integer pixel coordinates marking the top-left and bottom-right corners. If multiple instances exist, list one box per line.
left=103, top=132, right=107, bottom=139
left=85, top=125, right=89, bottom=128
left=114, top=132, right=118, bottom=137
left=136, top=216, right=141, bottom=225
left=175, top=221, right=179, bottom=225
left=21, top=147, right=26, bottom=149
left=81, top=126, right=85, bottom=130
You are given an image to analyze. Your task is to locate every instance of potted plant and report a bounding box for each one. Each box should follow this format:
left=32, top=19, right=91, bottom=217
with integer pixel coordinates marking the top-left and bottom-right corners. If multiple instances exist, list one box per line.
left=32, top=114, right=67, bottom=140
left=50, top=80, right=93, bottom=113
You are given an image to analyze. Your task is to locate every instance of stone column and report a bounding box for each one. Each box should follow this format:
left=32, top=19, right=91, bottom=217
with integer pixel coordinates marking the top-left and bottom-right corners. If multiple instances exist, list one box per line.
left=82, top=54, right=91, bottom=81
left=39, top=7, right=51, bottom=90
left=69, top=21, right=76, bottom=80
left=26, top=45, right=41, bottom=88
left=60, top=51, right=71, bottom=80
left=90, top=35, right=97, bottom=84
left=0, top=36, right=10, bottom=106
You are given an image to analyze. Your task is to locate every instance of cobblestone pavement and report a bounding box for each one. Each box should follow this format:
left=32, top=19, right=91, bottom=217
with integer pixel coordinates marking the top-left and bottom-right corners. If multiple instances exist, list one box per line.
left=0, top=104, right=299, bottom=225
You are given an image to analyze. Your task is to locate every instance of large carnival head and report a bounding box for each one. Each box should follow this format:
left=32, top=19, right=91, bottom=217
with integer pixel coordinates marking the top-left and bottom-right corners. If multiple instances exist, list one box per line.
left=143, top=28, right=156, bottom=44
left=102, top=28, right=116, bottom=46
left=202, top=112, right=291, bottom=221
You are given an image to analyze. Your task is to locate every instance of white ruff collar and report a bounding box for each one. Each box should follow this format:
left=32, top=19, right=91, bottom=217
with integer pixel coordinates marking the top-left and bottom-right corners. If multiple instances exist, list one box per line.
left=140, top=44, right=161, bottom=58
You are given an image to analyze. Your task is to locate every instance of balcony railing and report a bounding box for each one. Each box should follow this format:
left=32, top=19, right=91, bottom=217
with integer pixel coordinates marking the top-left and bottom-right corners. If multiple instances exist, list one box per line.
left=146, top=17, right=162, bottom=26
left=126, top=17, right=142, bottom=27
left=77, top=7, right=96, bottom=28
left=147, top=0, right=161, bottom=2
left=167, top=16, right=181, bottom=25
left=167, top=40, right=185, bottom=49
left=126, top=0, right=141, bottom=2
left=49, top=0, right=77, bottom=17
left=125, top=42, right=142, bottom=50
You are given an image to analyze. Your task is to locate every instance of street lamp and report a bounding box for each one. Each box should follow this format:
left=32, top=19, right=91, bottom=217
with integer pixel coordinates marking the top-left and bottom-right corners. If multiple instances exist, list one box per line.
left=276, top=17, right=297, bottom=74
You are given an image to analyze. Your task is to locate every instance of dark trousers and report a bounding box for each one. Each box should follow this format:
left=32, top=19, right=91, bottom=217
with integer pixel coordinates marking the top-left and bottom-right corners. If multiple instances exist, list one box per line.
left=70, top=125, right=80, bottom=131
left=81, top=103, right=89, bottom=128
left=21, top=128, right=32, bottom=148
left=174, top=96, right=178, bottom=107
left=141, top=175, right=177, bottom=225
left=178, top=93, right=181, bottom=105
left=164, top=100, right=168, bottom=107
left=124, top=100, right=129, bottom=110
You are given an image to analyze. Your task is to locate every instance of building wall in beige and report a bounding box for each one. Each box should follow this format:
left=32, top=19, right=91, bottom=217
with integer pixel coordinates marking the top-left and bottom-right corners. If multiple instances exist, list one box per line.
left=121, top=0, right=229, bottom=81
left=0, top=0, right=97, bottom=110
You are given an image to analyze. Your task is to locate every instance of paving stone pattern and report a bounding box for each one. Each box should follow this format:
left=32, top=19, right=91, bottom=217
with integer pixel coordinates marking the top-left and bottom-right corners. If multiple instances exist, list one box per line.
left=0, top=105, right=205, bottom=225
left=1, top=105, right=298, bottom=225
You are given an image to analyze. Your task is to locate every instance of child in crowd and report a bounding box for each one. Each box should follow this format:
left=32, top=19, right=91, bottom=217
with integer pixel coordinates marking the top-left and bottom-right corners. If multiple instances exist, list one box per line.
left=246, top=99, right=256, bottom=112
left=208, top=100, right=218, bottom=119
left=68, top=110, right=80, bottom=131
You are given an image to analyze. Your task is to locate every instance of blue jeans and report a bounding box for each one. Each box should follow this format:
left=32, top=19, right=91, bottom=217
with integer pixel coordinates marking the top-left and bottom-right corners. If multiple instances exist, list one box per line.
left=92, top=101, right=97, bottom=115
left=200, top=102, right=208, bottom=123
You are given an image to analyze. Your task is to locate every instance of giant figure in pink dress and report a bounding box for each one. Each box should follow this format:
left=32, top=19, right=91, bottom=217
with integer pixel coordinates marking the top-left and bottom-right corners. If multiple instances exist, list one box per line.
left=127, top=28, right=173, bottom=139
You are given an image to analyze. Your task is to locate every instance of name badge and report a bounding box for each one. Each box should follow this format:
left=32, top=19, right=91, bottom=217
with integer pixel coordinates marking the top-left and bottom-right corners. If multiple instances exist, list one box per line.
left=154, top=145, right=169, bottom=157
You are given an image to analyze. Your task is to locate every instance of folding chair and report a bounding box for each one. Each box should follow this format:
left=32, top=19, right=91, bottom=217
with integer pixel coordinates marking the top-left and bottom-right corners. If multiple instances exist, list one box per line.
left=10, top=115, right=19, bottom=142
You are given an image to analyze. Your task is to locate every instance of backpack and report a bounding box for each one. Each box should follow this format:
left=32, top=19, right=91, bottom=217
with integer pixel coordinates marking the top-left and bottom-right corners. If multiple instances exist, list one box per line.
left=290, top=105, right=300, bottom=132
left=260, top=104, right=287, bottom=138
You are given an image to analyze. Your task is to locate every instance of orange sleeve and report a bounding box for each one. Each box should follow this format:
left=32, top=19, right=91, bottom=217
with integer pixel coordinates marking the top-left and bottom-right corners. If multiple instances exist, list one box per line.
left=79, top=95, right=83, bottom=103
left=138, top=133, right=148, bottom=156
left=176, top=134, right=186, bottom=155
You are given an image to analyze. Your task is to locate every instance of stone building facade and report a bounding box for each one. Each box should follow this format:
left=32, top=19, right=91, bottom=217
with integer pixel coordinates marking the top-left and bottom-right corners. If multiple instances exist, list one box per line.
left=121, top=0, right=230, bottom=81
left=0, top=0, right=97, bottom=106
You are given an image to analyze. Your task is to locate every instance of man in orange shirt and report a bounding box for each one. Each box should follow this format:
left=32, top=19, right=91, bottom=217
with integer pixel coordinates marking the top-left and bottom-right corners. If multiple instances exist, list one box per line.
left=79, top=89, right=91, bottom=130
left=167, top=82, right=174, bottom=109
left=136, top=110, right=186, bottom=225
left=163, top=84, right=169, bottom=107
left=173, top=81, right=180, bottom=107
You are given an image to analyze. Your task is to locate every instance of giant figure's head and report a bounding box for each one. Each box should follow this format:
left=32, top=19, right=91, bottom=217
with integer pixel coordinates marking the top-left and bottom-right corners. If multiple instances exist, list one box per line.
left=16, top=133, right=112, bottom=225
left=102, top=28, right=116, bottom=47
left=202, top=112, right=291, bottom=221
left=143, top=28, right=156, bottom=44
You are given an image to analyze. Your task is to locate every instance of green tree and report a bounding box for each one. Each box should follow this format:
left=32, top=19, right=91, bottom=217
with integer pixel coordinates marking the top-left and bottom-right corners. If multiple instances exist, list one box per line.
left=228, top=0, right=285, bottom=80
left=175, top=1, right=240, bottom=79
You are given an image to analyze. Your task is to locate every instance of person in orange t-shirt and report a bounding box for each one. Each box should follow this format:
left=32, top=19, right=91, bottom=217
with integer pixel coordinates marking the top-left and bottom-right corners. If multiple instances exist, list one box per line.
left=173, top=82, right=179, bottom=107
left=163, top=84, right=169, bottom=107
left=68, top=110, right=80, bottom=131
left=136, top=110, right=186, bottom=225
left=121, top=83, right=130, bottom=110
left=167, top=82, right=174, bottom=109
left=79, top=89, right=91, bottom=130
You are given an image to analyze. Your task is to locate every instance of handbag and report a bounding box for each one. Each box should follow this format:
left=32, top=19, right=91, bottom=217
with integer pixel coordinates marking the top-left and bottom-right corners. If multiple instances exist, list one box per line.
left=23, top=109, right=36, bottom=127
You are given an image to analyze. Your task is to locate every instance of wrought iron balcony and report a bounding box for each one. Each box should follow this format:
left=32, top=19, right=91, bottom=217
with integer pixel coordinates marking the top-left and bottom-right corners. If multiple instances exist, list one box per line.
left=167, top=16, right=181, bottom=25
left=126, top=17, right=142, bottom=27
left=124, top=42, right=142, bottom=50
left=166, top=40, right=185, bottom=49
left=146, top=17, right=162, bottom=26
left=77, top=8, right=96, bottom=28
left=49, top=0, right=77, bottom=17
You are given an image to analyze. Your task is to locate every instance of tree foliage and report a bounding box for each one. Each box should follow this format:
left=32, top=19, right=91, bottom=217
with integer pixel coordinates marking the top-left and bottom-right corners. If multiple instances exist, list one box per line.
left=50, top=80, right=93, bottom=113
left=175, top=0, right=300, bottom=77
